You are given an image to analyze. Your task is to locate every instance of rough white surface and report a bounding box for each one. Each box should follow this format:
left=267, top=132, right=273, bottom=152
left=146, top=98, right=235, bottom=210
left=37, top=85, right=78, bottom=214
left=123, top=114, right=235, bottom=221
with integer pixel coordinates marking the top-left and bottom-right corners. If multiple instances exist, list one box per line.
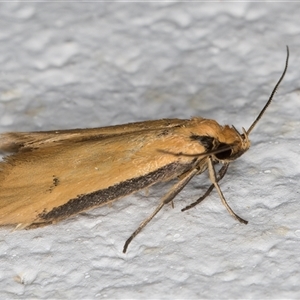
left=0, top=2, right=299, bottom=299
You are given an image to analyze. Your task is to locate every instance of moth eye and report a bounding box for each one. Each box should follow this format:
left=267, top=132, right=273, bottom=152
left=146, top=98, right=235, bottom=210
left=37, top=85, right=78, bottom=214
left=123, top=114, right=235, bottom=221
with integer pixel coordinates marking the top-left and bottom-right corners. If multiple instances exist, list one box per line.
left=214, top=143, right=233, bottom=160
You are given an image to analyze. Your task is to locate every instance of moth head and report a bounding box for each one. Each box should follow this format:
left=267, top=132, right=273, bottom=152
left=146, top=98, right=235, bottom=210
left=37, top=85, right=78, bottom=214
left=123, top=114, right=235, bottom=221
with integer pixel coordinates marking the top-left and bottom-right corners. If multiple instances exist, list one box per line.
left=189, top=123, right=251, bottom=163
left=213, top=125, right=250, bottom=163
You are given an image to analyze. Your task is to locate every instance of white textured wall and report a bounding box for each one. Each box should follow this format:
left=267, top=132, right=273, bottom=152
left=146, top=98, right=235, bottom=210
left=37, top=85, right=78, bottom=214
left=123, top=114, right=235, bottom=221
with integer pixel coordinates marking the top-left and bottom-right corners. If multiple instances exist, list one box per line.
left=0, top=3, right=299, bottom=299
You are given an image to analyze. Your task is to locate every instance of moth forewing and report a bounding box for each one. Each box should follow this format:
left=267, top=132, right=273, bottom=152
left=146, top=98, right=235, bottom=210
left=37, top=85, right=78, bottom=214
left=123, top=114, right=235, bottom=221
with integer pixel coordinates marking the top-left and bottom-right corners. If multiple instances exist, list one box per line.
left=0, top=47, right=289, bottom=253
left=0, top=118, right=216, bottom=226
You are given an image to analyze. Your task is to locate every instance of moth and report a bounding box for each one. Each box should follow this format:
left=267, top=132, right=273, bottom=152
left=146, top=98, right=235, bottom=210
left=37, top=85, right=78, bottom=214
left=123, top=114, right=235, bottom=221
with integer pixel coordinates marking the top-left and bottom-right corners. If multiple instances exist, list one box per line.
left=0, top=47, right=289, bottom=253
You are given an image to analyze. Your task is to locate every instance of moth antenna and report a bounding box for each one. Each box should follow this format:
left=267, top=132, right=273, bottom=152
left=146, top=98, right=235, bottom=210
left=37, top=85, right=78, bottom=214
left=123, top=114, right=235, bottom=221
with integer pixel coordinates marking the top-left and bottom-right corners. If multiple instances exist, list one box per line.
left=247, top=46, right=289, bottom=135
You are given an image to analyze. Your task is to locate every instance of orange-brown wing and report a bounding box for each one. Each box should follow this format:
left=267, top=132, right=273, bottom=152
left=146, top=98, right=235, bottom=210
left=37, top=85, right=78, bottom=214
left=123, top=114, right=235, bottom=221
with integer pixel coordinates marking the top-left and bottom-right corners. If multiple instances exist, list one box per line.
left=0, top=118, right=190, bottom=152
left=0, top=118, right=210, bottom=227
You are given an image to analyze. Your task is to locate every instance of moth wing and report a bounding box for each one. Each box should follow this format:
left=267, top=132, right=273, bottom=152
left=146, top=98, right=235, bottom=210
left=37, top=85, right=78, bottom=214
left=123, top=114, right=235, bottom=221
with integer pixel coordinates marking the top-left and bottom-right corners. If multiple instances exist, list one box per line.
left=0, top=120, right=207, bottom=226
left=0, top=118, right=190, bottom=152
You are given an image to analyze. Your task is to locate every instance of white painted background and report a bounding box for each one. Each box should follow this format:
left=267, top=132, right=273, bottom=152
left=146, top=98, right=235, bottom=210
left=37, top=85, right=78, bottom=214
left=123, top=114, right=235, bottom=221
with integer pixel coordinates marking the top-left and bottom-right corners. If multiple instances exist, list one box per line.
left=0, top=2, right=299, bottom=299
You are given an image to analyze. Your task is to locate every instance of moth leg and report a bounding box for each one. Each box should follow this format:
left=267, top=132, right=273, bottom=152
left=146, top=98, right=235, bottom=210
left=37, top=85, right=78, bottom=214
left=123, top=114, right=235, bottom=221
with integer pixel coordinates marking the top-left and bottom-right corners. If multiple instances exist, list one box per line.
left=207, top=157, right=248, bottom=224
left=182, top=163, right=229, bottom=212
left=123, top=167, right=199, bottom=253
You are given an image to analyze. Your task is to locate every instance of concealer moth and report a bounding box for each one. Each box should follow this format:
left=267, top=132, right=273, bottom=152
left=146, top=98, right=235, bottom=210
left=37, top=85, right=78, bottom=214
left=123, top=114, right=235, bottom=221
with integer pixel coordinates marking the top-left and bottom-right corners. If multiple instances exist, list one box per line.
left=0, top=47, right=289, bottom=253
